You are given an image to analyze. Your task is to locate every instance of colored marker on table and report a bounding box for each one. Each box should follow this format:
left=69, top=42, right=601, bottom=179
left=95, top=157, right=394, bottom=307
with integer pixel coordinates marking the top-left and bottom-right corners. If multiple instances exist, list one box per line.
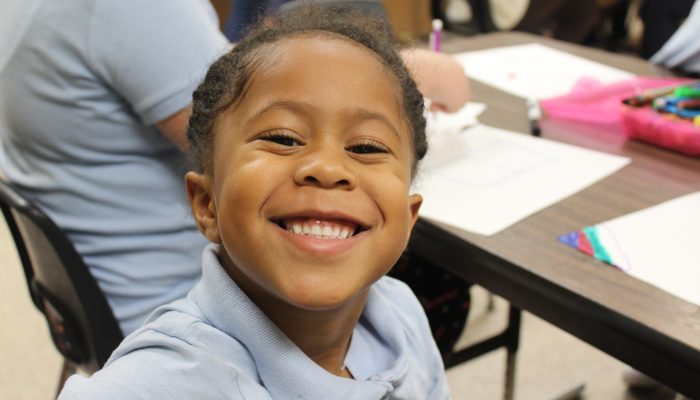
left=429, top=19, right=442, bottom=53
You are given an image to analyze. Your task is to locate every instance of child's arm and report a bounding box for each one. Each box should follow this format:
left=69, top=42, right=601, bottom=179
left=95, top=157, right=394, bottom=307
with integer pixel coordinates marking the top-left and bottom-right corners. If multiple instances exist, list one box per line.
left=400, top=48, right=470, bottom=113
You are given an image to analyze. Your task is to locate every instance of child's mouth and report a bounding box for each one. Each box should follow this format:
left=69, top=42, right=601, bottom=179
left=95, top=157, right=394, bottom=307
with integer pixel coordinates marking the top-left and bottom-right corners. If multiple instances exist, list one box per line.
left=276, top=218, right=365, bottom=239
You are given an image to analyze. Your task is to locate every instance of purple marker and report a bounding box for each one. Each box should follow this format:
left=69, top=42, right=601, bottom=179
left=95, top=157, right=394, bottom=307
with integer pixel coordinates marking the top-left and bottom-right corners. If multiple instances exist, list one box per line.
left=429, top=19, right=442, bottom=53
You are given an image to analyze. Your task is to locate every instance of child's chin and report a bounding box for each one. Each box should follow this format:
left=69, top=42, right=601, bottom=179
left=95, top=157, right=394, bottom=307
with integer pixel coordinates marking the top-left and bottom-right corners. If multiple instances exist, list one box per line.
left=284, top=289, right=364, bottom=311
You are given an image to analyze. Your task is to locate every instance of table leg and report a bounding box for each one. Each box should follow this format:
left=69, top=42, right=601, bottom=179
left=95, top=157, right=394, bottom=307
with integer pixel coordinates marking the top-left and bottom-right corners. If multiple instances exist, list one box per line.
left=504, top=305, right=521, bottom=400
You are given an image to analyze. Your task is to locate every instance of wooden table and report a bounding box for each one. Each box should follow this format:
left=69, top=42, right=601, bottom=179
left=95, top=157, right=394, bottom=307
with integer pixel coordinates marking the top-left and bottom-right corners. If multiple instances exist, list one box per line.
left=409, top=32, right=700, bottom=398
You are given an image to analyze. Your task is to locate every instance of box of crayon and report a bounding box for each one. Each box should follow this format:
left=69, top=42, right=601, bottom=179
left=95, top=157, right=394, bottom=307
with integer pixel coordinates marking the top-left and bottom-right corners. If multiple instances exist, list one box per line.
left=621, top=82, right=700, bottom=156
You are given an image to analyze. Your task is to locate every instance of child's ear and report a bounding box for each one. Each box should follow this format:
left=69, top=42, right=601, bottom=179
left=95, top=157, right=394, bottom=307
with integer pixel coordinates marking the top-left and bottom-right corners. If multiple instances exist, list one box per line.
left=185, top=171, right=221, bottom=243
left=408, top=193, right=423, bottom=230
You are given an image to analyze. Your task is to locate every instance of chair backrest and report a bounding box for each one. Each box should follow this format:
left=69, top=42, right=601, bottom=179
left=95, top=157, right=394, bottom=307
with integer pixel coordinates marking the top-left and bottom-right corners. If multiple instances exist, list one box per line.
left=0, top=180, right=123, bottom=373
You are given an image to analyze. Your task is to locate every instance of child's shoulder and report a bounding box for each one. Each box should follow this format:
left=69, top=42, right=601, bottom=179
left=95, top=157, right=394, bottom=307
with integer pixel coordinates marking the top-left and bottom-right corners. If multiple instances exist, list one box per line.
left=116, top=298, right=249, bottom=360
left=370, top=276, right=432, bottom=336
left=373, top=275, right=423, bottom=311
left=58, top=298, right=265, bottom=400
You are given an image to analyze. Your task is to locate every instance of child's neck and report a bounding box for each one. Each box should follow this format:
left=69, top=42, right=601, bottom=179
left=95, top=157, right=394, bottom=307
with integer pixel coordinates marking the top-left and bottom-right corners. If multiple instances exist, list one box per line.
left=261, top=290, right=368, bottom=378
left=221, top=255, right=368, bottom=378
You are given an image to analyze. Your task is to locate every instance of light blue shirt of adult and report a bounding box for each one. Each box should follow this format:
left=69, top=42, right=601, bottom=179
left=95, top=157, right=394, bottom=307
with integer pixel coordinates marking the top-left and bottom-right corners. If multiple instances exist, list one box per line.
left=0, top=0, right=228, bottom=334
left=58, top=244, right=452, bottom=400
left=650, top=0, right=700, bottom=73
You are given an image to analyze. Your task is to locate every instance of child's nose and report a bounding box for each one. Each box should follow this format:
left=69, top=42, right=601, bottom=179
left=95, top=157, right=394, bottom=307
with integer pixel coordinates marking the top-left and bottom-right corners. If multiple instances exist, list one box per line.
left=293, top=147, right=356, bottom=190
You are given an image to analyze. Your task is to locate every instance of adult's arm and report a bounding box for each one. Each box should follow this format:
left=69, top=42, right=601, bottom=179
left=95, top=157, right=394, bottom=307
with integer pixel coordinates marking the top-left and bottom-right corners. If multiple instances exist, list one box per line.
left=156, top=107, right=193, bottom=151
left=89, top=0, right=229, bottom=149
left=650, top=0, right=700, bottom=74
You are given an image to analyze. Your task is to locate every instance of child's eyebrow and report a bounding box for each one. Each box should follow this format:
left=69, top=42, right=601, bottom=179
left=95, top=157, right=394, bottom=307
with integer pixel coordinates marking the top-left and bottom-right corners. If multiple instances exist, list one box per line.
left=351, top=108, right=402, bottom=139
left=249, top=100, right=402, bottom=138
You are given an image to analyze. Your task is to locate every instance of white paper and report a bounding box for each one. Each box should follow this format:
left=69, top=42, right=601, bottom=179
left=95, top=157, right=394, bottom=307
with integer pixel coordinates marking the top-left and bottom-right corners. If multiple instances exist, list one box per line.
left=593, top=192, right=700, bottom=306
left=414, top=124, right=630, bottom=236
left=423, top=102, right=486, bottom=170
left=455, top=43, right=634, bottom=100
left=426, top=102, right=486, bottom=136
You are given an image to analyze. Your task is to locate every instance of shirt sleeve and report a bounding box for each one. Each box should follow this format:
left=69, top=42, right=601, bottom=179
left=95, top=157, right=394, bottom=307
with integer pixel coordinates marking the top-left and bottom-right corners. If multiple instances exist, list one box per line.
left=57, top=328, right=254, bottom=400
left=58, top=374, right=145, bottom=400
left=650, top=0, right=700, bottom=73
left=88, top=0, right=229, bottom=125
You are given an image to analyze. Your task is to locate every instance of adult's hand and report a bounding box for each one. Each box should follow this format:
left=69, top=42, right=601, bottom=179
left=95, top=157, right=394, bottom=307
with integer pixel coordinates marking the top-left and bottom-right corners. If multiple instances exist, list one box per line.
left=400, top=48, right=470, bottom=113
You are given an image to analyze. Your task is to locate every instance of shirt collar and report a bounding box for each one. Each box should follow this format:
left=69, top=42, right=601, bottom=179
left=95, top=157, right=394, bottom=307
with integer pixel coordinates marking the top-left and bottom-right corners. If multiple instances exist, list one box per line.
left=192, top=244, right=410, bottom=399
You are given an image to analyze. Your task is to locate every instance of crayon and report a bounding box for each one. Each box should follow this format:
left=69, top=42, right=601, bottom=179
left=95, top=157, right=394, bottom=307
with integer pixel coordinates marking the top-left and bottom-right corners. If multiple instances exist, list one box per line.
left=677, top=99, right=700, bottom=110
left=623, top=85, right=678, bottom=107
left=673, top=85, right=700, bottom=98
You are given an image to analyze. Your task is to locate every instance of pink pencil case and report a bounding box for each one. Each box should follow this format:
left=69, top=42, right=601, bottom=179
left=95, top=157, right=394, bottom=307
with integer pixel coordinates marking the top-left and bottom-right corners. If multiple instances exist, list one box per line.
left=540, top=77, right=693, bottom=130
left=540, top=77, right=700, bottom=156
left=621, top=106, right=700, bottom=157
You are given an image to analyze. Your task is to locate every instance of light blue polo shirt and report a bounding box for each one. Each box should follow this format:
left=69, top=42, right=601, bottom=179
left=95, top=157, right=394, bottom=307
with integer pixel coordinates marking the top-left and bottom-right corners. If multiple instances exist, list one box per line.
left=0, top=0, right=228, bottom=334
left=58, top=244, right=451, bottom=399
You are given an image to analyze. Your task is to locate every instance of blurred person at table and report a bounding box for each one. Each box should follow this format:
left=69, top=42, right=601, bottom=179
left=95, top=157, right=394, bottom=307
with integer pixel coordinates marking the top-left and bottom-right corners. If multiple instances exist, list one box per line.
left=647, top=0, right=700, bottom=75
left=444, top=0, right=600, bottom=43
left=639, top=0, right=696, bottom=60
left=221, top=0, right=383, bottom=41
left=0, top=0, right=230, bottom=336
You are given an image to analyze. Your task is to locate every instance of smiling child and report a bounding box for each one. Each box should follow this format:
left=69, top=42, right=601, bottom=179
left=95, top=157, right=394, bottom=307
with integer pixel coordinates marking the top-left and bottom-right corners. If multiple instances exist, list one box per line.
left=59, top=5, right=449, bottom=400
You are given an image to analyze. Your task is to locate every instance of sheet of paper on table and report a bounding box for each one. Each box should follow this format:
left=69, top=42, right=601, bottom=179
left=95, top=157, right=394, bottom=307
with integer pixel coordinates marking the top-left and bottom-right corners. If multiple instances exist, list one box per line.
left=559, top=192, right=700, bottom=307
left=454, top=43, right=634, bottom=100
left=414, top=124, right=630, bottom=236
left=425, top=101, right=486, bottom=135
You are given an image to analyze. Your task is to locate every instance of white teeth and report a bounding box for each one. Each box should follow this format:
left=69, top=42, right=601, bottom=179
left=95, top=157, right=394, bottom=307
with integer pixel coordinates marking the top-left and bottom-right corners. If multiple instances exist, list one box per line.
left=283, top=219, right=357, bottom=239
left=322, top=225, right=333, bottom=237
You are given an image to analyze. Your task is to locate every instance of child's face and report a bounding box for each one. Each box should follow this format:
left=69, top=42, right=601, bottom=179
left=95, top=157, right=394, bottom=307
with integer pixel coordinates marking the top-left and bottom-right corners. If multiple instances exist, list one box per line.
left=187, top=35, right=422, bottom=311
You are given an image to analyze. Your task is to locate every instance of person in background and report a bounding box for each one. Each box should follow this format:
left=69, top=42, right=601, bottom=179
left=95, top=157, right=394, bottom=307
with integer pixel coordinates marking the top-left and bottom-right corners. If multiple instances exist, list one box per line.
left=493, top=0, right=600, bottom=43
left=221, top=0, right=282, bottom=41
left=647, top=0, right=700, bottom=75
left=0, top=0, right=229, bottom=336
left=0, top=0, right=469, bottom=336
left=222, top=0, right=382, bottom=41
left=639, top=0, right=696, bottom=60
left=59, top=5, right=450, bottom=398
left=443, top=0, right=600, bottom=43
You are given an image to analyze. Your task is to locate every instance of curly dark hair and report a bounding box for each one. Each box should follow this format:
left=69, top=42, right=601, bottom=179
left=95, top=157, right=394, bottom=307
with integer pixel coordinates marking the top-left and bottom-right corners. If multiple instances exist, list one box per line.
left=186, top=3, right=427, bottom=176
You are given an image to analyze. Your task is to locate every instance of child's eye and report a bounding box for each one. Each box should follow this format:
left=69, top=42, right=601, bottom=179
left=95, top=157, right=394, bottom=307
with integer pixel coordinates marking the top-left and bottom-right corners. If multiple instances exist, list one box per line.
left=257, top=130, right=302, bottom=147
left=346, top=140, right=389, bottom=155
